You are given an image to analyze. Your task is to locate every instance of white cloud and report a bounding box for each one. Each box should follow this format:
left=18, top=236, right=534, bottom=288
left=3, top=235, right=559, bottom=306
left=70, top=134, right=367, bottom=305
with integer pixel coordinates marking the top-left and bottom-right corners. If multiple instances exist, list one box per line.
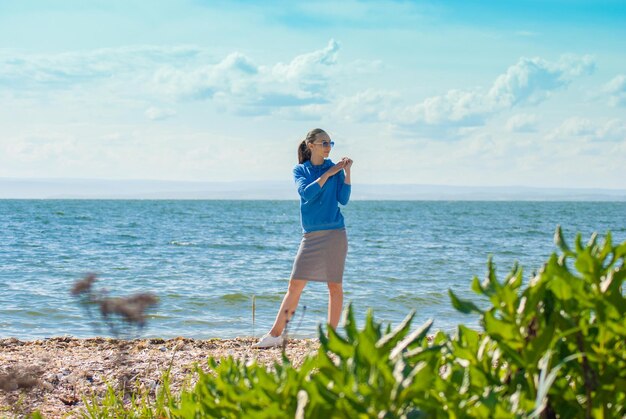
left=395, top=88, right=487, bottom=127
left=0, top=46, right=204, bottom=89
left=272, top=39, right=339, bottom=82
left=271, top=103, right=329, bottom=121
left=7, top=45, right=595, bottom=133
left=548, top=118, right=626, bottom=142
left=0, top=127, right=272, bottom=181
left=336, top=89, right=398, bottom=122
left=2, top=133, right=85, bottom=169
left=150, top=40, right=340, bottom=114
left=392, top=55, right=595, bottom=131
left=506, top=114, right=538, bottom=132
left=556, top=54, right=595, bottom=77
left=151, top=52, right=258, bottom=101
left=548, top=117, right=594, bottom=139
left=0, top=41, right=343, bottom=117
left=487, top=57, right=563, bottom=108
left=597, top=119, right=626, bottom=142
left=215, top=52, right=258, bottom=75
left=603, top=74, right=626, bottom=106
left=486, top=55, right=593, bottom=108
left=145, top=106, right=177, bottom=121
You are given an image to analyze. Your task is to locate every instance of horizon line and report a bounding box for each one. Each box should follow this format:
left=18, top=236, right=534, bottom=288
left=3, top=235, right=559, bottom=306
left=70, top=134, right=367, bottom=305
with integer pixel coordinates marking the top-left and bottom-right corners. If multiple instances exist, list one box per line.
left=1, top=177, right=625, bottom=192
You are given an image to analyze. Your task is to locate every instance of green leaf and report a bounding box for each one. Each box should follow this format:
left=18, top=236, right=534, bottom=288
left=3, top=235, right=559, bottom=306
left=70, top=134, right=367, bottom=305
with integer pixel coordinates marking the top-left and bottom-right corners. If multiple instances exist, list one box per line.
left=574, top=250, right=597, bottom=277
left=575, top=233, right=584, bottom=253
left=547, top=276, right=573, bottom=300
left=524, top=322, right=555, bottom=365
left=363, top=309, right=382, bottom=342
left=390, top=319, right=433, bottom=359
left=598, top=231, right=613, bottom=262
left=318, top=324, right=329, bottom=347
left=493, top=340, right=525, bottom=367
left=471, top=276, right=484, bottom=295
left=481, top=256, right=501, bottom=296
left=586, top=232, right=598, bottom=249
left=529, top=352, right=583, bottom=419
left=342, top=303, right=359, bottom=343
left=376, top=310, right=416, bottom=350
left=449, top=289, right=483, bottom=314
left=400, top=361, right=433, bottom=393
left=404, top=344, right=444, bottom=363
left=505, top=262, right=523, bottom=289
left=601, top=268, right=625, bottom=296
left=483, top=311, right=520, bottom=346
left=458, top=325, right=480, bottom=350
left=326, top=325, right=355, bottom=359
left=554, top=225, right=572, bottom=255
left=498, top=285, right=520, bottom=317
left=615, top=241, right=626, bottom=259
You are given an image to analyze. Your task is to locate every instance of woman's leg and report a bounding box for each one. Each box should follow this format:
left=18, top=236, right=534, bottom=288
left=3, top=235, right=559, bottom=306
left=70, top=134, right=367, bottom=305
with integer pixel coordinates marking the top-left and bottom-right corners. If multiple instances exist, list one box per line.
left=327, top=282, right=343, bottom=330
left=269, top=279, right=307, bottom=336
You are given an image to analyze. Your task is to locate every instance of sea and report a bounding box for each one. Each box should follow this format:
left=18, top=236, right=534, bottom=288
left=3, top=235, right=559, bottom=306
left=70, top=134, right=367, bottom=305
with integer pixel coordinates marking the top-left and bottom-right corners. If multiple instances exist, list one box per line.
left=1, top=200, right=624, bottom=340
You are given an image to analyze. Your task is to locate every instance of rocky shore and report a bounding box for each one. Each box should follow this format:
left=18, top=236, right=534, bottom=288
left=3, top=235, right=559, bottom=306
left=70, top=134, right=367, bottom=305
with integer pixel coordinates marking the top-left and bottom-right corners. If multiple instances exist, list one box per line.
left=0, top=336, right=318, bottom=418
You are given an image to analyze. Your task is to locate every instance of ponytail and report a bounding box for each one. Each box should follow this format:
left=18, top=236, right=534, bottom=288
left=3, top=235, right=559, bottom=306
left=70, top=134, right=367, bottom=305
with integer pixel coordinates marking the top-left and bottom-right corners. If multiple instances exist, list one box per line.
left=298, top=140, right=312, bottom=164
left=297, top=128, right=327, bottom=164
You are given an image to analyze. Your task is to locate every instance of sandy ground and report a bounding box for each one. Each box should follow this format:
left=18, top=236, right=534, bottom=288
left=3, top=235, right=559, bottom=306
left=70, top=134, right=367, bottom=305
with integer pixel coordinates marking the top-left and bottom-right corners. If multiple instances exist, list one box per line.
left=0, top=336, right=318, bottom=418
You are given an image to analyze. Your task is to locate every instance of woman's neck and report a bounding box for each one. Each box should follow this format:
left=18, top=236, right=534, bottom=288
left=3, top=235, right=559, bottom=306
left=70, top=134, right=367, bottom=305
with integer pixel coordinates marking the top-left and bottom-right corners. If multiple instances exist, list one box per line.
left=310, top=155, right=324, bottom=166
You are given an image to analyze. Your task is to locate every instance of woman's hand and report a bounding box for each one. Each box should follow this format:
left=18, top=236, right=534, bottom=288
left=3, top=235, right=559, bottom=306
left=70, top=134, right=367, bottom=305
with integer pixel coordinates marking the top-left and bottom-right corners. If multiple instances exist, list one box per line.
left=326, top=160, right=346, bottom=177
left=316, top=160, right=345, bottom=188
left=316, top=158, right=352, bottom=189
left=341, top=157, right=353, bottom=172
left=340, top=157, right=352, bottom=185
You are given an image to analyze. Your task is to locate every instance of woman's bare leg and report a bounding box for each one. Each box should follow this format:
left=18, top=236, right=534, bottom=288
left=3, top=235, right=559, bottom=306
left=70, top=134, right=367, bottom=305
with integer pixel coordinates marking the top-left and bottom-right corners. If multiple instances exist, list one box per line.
left=327, top=282, right=343, bottom=330
left=269, top=279, right=307, bottom=336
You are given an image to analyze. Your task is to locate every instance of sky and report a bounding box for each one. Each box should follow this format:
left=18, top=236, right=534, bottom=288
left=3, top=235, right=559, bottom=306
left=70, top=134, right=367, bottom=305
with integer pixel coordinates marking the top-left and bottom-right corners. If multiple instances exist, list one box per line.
left=1, top=0, right=625, bottom=189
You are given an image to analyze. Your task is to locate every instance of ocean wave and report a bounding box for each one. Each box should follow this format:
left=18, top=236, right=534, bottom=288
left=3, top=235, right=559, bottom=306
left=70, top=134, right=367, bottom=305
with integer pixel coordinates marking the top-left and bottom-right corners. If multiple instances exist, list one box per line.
left=170, top=241, right=195, bottom=246
left=218, top=293, right=252, bottom=304
left=388, top=292, right=445, bottom=305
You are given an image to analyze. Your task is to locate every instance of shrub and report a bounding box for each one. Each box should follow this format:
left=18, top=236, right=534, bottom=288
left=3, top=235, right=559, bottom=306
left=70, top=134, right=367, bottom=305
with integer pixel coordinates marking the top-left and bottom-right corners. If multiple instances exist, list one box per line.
left=448, top=226, right=626, bottom=417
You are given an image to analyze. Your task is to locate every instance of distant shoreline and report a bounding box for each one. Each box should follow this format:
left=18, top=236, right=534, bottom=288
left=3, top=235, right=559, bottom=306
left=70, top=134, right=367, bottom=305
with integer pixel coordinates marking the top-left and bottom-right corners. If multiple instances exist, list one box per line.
left=1, top=178, right=625, bottom=201
left=2, top=198, right=626, bottom=202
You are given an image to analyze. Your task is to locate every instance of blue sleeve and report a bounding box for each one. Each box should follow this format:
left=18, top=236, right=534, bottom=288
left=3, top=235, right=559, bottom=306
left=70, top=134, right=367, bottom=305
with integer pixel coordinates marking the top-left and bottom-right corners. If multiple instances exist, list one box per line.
left=294, top=166, right=322, bottom=201
left=336, top=170, right=351, bottom=205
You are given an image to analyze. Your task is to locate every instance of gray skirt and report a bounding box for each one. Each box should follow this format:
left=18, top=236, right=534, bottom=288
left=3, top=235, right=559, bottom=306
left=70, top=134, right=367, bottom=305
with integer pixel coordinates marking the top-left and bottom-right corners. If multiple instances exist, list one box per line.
left=290, top=228, right=348, bottom=283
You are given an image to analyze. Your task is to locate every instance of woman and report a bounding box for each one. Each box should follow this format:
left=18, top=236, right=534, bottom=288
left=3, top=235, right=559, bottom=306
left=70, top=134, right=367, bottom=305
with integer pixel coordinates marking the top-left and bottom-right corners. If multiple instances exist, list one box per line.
left=253, top=128, right=353, bottom=348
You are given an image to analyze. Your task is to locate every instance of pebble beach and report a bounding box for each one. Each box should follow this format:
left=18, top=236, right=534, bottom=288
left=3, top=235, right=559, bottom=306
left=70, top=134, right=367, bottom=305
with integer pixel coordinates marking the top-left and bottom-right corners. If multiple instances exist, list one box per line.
left=0, top=336, right=318, bottom=418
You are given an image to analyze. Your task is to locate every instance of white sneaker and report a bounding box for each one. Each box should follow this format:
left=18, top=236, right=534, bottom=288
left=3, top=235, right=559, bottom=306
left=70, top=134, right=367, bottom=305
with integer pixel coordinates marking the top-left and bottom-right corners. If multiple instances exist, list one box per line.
left=252, top=333, right=284, bottom=348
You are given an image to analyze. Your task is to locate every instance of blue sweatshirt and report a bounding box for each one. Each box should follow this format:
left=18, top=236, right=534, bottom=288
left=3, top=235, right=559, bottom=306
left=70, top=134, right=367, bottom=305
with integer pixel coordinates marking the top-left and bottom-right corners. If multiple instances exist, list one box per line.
left=293, top=159, right=351, bottom=233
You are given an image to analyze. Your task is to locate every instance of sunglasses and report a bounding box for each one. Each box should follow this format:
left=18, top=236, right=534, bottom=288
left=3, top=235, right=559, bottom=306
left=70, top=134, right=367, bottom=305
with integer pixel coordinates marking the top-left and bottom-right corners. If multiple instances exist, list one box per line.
left=313, top=141, right=335, bottom=148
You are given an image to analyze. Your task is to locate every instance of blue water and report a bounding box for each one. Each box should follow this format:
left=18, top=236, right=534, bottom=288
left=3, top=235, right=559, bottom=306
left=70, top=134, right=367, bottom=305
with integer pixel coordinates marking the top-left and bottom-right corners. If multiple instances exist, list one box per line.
left=1, top=200, right=624, bottom=340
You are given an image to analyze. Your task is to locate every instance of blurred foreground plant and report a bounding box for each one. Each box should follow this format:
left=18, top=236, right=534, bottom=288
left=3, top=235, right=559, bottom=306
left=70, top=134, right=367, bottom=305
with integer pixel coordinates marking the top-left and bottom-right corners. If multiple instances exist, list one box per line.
left=70, top=273, right=160, bottom=403
left=71, top=273, right=158, bottom=338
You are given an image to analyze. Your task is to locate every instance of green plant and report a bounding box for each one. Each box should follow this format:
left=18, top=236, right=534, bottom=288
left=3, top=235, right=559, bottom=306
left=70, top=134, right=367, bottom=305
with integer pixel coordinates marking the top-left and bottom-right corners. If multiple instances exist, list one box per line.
left=449, top=226, right=626, bottom=417
left=81, top=372, right=175, bottom=418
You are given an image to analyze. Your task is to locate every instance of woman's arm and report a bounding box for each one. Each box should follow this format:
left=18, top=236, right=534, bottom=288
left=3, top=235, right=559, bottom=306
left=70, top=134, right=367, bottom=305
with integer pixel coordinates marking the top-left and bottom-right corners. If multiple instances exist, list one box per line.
left=294, top=162, right=346, bottom=200
left=316, top=160, right=345, bottom=188
left=337, top=158, right=353, bottom=205
left=294, top=167, right=323, bottom=201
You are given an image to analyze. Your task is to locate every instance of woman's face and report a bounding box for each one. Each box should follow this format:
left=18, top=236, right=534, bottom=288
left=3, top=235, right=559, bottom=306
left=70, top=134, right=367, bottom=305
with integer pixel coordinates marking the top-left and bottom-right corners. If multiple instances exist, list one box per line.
left=308, top=133, right=332, bottom=159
